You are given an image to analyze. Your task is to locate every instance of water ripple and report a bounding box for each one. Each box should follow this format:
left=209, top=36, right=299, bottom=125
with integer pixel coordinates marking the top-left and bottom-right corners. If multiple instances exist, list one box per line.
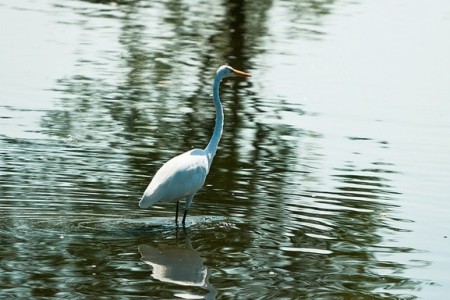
left=1, top=0, right=445, bottom=298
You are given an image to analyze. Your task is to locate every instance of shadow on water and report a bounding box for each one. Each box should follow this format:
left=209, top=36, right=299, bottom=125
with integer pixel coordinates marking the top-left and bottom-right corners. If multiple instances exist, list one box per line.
left=0, top=0, right=433, bottom=298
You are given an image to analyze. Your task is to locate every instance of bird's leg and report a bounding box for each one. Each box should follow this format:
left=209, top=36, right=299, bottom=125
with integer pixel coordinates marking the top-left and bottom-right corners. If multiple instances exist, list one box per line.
left=175, top=200, right=180, bottom=225
left=182, top=209, right=188, bottom=226
left=182, top=194, right=194, bottom=226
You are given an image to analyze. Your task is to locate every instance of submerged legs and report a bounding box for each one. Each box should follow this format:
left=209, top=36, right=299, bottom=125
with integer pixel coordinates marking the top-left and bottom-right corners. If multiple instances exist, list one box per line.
left=174, top=194, right=195, bottom=226
left=175, top=200, right=180, bottom=224
left=182, top=194, right=194, bottom=226
left=175, top=199, right=187, bottom=226
left=182, top=209, right=188, bottom=225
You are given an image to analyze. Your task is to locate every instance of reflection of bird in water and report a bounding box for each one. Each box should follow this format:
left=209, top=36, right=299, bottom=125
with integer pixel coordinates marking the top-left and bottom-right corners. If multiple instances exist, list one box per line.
left=139, top=65, right=251, bottom=226
left=139, top=234, right=217, bottom=299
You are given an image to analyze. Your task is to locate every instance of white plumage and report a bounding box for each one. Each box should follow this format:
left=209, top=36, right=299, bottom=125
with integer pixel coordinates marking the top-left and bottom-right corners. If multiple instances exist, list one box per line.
left=139, top=149, right=209, bottom=209
left=138, top=65, right=251, bottom=225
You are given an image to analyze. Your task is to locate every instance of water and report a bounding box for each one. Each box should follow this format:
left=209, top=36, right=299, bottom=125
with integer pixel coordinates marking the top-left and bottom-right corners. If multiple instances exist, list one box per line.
left=1, top=0, right=450, bottom=298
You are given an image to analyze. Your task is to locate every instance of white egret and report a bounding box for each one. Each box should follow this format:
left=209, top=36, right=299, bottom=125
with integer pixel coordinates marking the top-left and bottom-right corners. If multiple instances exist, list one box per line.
left=139, top=65, right=251, bottom=225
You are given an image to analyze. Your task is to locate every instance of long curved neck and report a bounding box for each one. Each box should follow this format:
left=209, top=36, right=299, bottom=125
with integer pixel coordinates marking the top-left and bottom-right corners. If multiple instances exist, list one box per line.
left=205, top=74, right=224, bottom=166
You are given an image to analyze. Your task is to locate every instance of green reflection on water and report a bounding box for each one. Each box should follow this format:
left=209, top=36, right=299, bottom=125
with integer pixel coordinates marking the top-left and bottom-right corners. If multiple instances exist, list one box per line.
left=1, top=0, right=444, bottom=298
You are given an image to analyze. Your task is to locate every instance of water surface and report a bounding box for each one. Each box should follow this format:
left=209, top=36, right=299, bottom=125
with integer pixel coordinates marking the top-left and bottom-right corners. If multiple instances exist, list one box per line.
left=1, top=0, right=450, bottom=298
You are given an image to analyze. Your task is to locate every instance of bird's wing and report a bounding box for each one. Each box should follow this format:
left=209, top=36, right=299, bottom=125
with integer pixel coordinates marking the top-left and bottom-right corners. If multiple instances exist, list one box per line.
left=140, top=149, right=209, bottom=208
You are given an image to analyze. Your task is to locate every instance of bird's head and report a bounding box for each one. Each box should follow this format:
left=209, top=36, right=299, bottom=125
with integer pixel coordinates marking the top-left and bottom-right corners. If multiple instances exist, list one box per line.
left=216, top=65, right=252, bottom=79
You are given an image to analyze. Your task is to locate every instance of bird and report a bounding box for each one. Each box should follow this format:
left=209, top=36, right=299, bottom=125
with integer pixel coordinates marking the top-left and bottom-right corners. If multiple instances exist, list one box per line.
left=139, top=65, right=251, bottom=226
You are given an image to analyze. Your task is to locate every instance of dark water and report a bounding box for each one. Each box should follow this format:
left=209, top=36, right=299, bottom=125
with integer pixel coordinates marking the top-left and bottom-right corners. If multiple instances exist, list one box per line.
left=1, top=0, right=450, bottom=298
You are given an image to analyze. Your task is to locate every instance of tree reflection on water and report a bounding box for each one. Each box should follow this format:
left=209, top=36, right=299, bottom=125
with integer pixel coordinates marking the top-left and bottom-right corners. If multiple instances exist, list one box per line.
left=0, top=0, right=429, bottom=298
